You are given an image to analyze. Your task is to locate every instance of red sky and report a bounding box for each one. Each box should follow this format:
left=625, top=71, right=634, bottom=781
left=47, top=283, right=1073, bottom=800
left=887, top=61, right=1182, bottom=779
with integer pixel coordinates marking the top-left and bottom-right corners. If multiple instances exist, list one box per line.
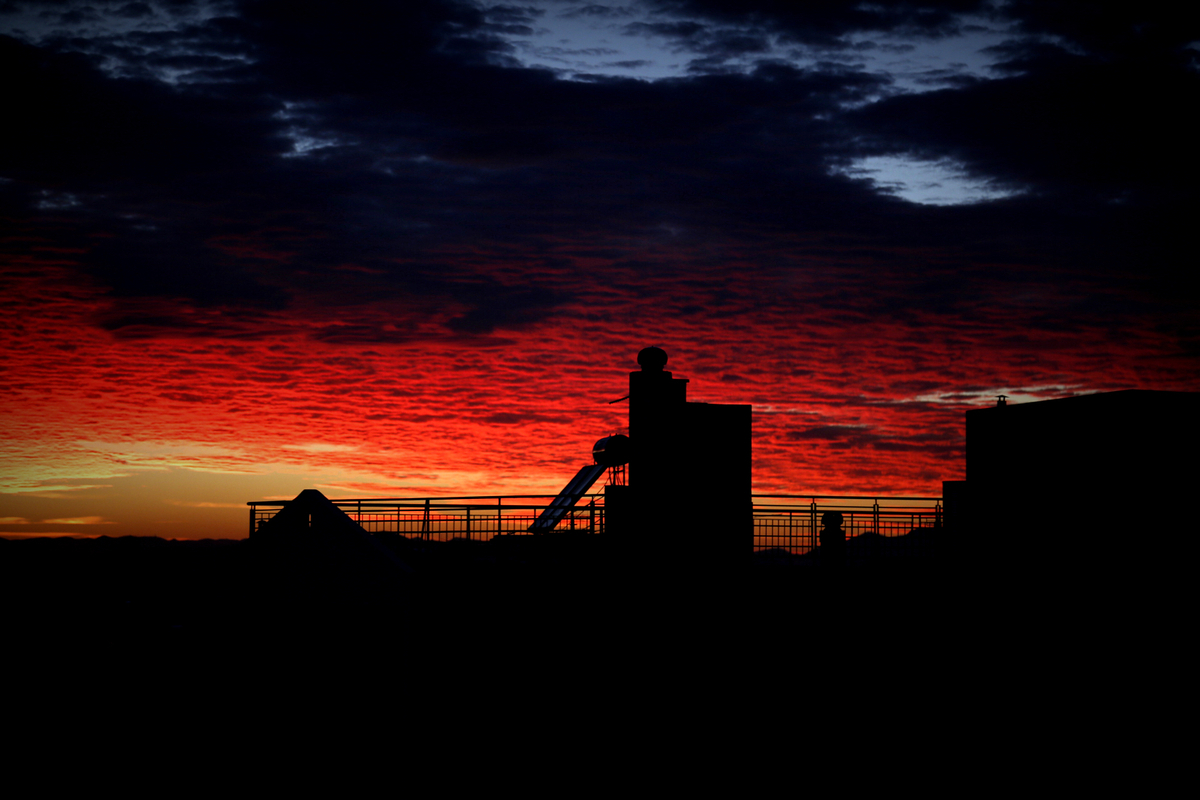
left=4, top=241, right=1194, bottom=539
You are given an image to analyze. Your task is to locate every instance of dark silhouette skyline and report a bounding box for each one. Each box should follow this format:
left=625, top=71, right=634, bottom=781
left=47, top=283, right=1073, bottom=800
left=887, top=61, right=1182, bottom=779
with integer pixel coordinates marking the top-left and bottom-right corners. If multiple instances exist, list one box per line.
left=249, top=347, right=944, bottom=579
left=5, top=353, right=1192, bottom=644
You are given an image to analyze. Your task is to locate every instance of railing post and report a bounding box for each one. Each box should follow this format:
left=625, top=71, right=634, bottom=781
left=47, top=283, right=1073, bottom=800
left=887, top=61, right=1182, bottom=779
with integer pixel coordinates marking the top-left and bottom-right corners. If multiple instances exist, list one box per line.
left=497, top=496, right=502, bottom=538
left=589, top=497, right=595, bottom=534
left=873, top=499, right=880, bottom=535
left=466, top=506, right=471, bottom=541
left=422, top=498, right=430, bottom=541
left=249, top=504, right=255, bottom=538
left=810, top=498, right=817, bottom=552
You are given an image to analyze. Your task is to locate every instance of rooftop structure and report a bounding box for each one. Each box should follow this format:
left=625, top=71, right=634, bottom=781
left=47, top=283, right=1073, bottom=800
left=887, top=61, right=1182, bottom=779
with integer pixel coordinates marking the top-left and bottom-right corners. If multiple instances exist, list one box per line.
left=954, top=389, right=1200, bottom=567
left=606, top=347, right=752, bottom=562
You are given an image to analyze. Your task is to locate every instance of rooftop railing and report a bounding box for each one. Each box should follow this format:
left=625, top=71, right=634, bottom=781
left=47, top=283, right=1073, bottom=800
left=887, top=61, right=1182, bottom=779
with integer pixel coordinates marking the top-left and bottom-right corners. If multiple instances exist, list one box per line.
left=751, top=495, right=942, bottom=562
left=249, top=493, right=942, bottom=556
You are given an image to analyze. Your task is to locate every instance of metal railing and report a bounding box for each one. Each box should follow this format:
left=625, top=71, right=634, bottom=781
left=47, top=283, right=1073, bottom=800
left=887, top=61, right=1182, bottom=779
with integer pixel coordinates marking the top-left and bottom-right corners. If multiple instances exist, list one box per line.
left=249, top=494, right=607, bottom=542
left=751, top=495, right=942, bottom=562
left=249, top=493, right=942, bottom=556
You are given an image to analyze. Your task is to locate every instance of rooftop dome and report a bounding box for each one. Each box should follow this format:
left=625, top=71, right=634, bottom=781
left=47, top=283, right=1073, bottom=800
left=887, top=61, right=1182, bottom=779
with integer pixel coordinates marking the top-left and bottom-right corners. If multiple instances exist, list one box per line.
left=637, top=346, right=668, bottom=371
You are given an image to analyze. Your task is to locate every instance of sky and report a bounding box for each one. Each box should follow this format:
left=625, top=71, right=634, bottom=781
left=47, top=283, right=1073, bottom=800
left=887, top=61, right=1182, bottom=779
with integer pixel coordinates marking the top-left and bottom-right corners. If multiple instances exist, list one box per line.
left=2, top=0, right=1197, bottom=539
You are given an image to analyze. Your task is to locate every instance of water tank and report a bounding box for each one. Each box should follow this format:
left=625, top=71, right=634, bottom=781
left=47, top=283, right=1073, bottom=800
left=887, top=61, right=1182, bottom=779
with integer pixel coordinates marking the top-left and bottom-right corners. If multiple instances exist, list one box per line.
left=638, top=346, right=668, bottom=371
left=592, top=434, right=631, bottom=467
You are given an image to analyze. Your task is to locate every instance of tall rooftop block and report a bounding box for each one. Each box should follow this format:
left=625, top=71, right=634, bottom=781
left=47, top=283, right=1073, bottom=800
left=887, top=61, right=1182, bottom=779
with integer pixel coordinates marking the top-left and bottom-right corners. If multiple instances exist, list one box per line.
left=611, top=347, right=752, bottom=562
left=965, top=390, right=1200, bottom=562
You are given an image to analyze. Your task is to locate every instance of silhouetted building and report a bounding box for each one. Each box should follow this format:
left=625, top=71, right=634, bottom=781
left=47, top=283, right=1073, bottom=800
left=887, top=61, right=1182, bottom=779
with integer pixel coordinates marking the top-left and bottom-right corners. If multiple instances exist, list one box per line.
left=605, top=347, right=752, bottom=563
left=957, top=390, right=1199, bottom=569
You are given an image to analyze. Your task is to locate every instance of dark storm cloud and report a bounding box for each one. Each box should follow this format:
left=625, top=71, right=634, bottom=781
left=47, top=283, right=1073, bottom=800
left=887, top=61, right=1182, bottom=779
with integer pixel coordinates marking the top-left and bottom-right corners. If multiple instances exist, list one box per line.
left=645, top=0, right=987, bottom=46
left=478, top=3, right=542, bottom=36
left=446, top=285, right=569, bottom=334
left=55, top=7, right=104, bottom=25
left=789, top=425, right=859, bottom=440
left=785, top=424, right=958, bottom=456
left=844, top=46, right=1200, bottom=198
left=83, top=231, right=288, bottom=307
left=1004, top=1, right=1200, bottom=54
left=828, top=14, right=1199, bottom=295
left=481, top=411, right=570, bottom=425
left=623, top=19, right=705, bottom=41
left=481, top=4, right=542, bottom=24
left=2, top=0, right=1197, bottom=342
left=113, top=2, right=154, bottom=18
left=603, top=58, right=650, bottom=69
left=563, top=4, right=636, bottom=20
left=0, top=27, right=293, bottom=194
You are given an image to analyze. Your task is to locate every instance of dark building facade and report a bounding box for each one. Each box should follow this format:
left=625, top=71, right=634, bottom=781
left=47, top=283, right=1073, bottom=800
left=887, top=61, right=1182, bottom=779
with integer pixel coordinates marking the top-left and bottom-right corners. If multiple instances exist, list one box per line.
left=958, top=390, right=1199, bottom=567
left=605, top=348, right=752, bottom=562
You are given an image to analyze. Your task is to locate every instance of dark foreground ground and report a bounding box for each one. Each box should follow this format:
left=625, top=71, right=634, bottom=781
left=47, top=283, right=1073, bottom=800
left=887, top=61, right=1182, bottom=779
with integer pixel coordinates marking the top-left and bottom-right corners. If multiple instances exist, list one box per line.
left=4, top=529, right=1186, bottom=754
left=0, top=532, right=980, bottom=634
left=4, top=533, right=1181, bottom=791
left=1, top=530, right=1159, bottom=644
